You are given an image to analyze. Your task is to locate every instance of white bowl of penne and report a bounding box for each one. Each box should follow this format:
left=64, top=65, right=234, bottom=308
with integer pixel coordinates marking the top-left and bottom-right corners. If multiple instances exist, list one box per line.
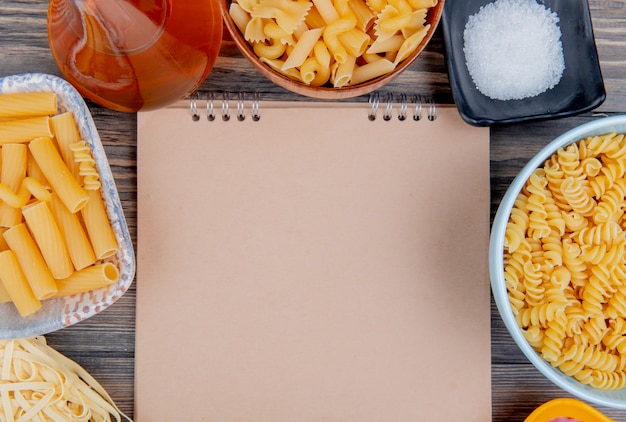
left=0, top=73, right=135, bottom=339
left=490, top=115, right=626, bottom=409
left=221, top=0, right=444, bottom=99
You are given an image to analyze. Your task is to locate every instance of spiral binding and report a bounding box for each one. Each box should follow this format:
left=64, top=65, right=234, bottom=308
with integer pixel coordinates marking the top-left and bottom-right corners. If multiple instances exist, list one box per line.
left=189, top=91, right=261, bottom=122
left=189, top=91, right=436, bottom=122
left=367, top=92, right=437, bottom=122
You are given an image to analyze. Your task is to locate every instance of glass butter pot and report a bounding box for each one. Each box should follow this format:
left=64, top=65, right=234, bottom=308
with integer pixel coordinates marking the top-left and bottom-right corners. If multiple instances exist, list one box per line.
left=47, top=0, right=223, bottom=112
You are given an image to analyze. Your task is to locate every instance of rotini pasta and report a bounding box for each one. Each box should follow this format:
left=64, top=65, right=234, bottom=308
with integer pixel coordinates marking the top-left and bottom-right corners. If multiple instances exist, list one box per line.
left=503, top=132, right=626, bottom=390
left=561, top=176, right=596, bottom=217
left=606, top=288, right=626, bottom=320
left=504, top=193, right=529, bottom=253
left=603, top=318, right=626, bottom=354
left=593, top=178, right=626, bottom=224
left=557, top=143, right=583, bottom=178
left=523, top=260, right=545, bottom=307
left=524, top=170, right=552, bottom=239
left=541, top=230, right=563, bottom=267
left=70, top=140, right=102, bottom=191
left=541, top=313, right=568, bottom=363
left=516, top=301, right=567, bottom=329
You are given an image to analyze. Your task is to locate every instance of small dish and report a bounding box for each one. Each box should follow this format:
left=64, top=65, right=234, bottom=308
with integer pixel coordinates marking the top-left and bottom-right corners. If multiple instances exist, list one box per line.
left=441, top=0, right=606, bottom=126
left=0, top=73, right=135, bottom=339
left=524, top=398, right=614, bottom=422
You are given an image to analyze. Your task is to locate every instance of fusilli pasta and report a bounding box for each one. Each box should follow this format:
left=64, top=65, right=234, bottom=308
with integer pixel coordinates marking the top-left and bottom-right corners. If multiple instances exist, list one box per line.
left=503, top=132, right=626, bottom=390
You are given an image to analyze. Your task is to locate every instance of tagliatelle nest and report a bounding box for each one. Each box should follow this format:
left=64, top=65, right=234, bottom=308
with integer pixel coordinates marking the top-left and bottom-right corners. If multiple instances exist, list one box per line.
left=0, top=337, right=131, bottom=422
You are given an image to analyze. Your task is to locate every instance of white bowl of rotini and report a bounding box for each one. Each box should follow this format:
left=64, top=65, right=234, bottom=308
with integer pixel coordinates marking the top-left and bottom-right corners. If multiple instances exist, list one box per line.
left=220, top=0, right=444, bottom=99
left=490, top=115, right=626, bottom=408
left=0, top=73, right=135, bottom=339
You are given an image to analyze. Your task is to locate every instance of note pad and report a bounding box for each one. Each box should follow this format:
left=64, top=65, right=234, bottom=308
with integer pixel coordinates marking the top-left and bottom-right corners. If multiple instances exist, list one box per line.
left=135, top=97, right=491, bottom=421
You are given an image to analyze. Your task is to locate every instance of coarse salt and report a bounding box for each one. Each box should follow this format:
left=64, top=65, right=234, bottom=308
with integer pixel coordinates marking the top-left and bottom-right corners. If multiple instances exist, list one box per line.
left=463, top=0, right=565, bottom=101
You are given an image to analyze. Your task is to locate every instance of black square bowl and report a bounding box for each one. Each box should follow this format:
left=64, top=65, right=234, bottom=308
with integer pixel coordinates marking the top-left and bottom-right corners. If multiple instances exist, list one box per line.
left=441, top=0, right=606, bottom=127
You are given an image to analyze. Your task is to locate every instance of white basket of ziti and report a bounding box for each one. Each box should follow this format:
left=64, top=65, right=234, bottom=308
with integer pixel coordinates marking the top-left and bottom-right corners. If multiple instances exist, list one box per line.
left=0, top=73, right=134, bottom=339
left=490, top=115, right=626, bottom=409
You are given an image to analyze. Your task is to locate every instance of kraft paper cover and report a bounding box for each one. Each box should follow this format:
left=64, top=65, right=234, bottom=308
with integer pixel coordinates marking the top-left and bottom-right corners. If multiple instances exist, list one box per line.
left=135, top=100, right=491, bottom=421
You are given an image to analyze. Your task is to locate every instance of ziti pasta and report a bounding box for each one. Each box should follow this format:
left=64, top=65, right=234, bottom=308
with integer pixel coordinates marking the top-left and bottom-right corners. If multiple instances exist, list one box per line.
left=229, top=0, right=438, bottom=87
left=0, top=91, right=120, bottom=318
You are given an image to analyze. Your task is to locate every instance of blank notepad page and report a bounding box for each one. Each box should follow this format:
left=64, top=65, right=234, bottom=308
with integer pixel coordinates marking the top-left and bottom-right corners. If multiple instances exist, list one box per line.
left=135, top=100, right=491, bottom=421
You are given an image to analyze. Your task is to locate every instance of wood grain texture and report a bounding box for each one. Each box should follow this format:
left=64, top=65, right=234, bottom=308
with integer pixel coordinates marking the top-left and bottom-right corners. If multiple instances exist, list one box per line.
left=1, top=0, right=626, bottom=420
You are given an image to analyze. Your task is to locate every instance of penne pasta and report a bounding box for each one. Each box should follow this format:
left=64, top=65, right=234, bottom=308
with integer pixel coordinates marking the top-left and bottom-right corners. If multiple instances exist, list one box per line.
left=49, top=192, right=96, bottom=271
left=337, top=28, right=370, bottom=57
left=384, top=48, right=398, bottom=63
left=292, top=19, right=310, bottom=39
left=0, top=92, right=58, bottom=119
left=333, top=0, right=352, bottom=16
left=22, top=201, right=74, bottom=280
left=351, top=57, right=396, bottom=84
left=3, top=223, right=58, bottom=300
left=0, top=227, right=8, bottom=251
left=366, top=0, right=387, bottom=12
left=53, top=262, right=120, bottom=298
left=0, top=143, right=28, bottom=228
left=260, top=57, right=303, bottom=80
left=230, top=2, right=251, bottom=34
left=349, top=0, right=376, bottom=31
left=332, top=54, right=357, bottom=87
left=394, top=24, right=429, bottom=65
left=312, top=0, right=340, bottom=23
left=0, top=116, right=52, bottom=145
left=304, top=5, right=327, bottom=29
left=0, top=249, right=41, bottom=317
left=282, top=27, right=324, bottom=70
left=361, top=52, right=383, bottom=63
left=81, top=190, right=118, bottom=260
left=366, top=33, right=404, bottom=54
left=28, top=136, right=89, bottom=213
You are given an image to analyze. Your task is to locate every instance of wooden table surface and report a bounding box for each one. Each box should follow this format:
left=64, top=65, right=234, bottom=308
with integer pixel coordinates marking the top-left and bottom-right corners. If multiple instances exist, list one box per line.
left=2, top=1, right=626, bottom=420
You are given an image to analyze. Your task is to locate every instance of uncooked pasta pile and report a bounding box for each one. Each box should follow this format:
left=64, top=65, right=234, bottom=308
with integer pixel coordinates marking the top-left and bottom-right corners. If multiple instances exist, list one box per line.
left=0, top=337, right=131, bottom=421
left=504, top=132, right=626, bottom=390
